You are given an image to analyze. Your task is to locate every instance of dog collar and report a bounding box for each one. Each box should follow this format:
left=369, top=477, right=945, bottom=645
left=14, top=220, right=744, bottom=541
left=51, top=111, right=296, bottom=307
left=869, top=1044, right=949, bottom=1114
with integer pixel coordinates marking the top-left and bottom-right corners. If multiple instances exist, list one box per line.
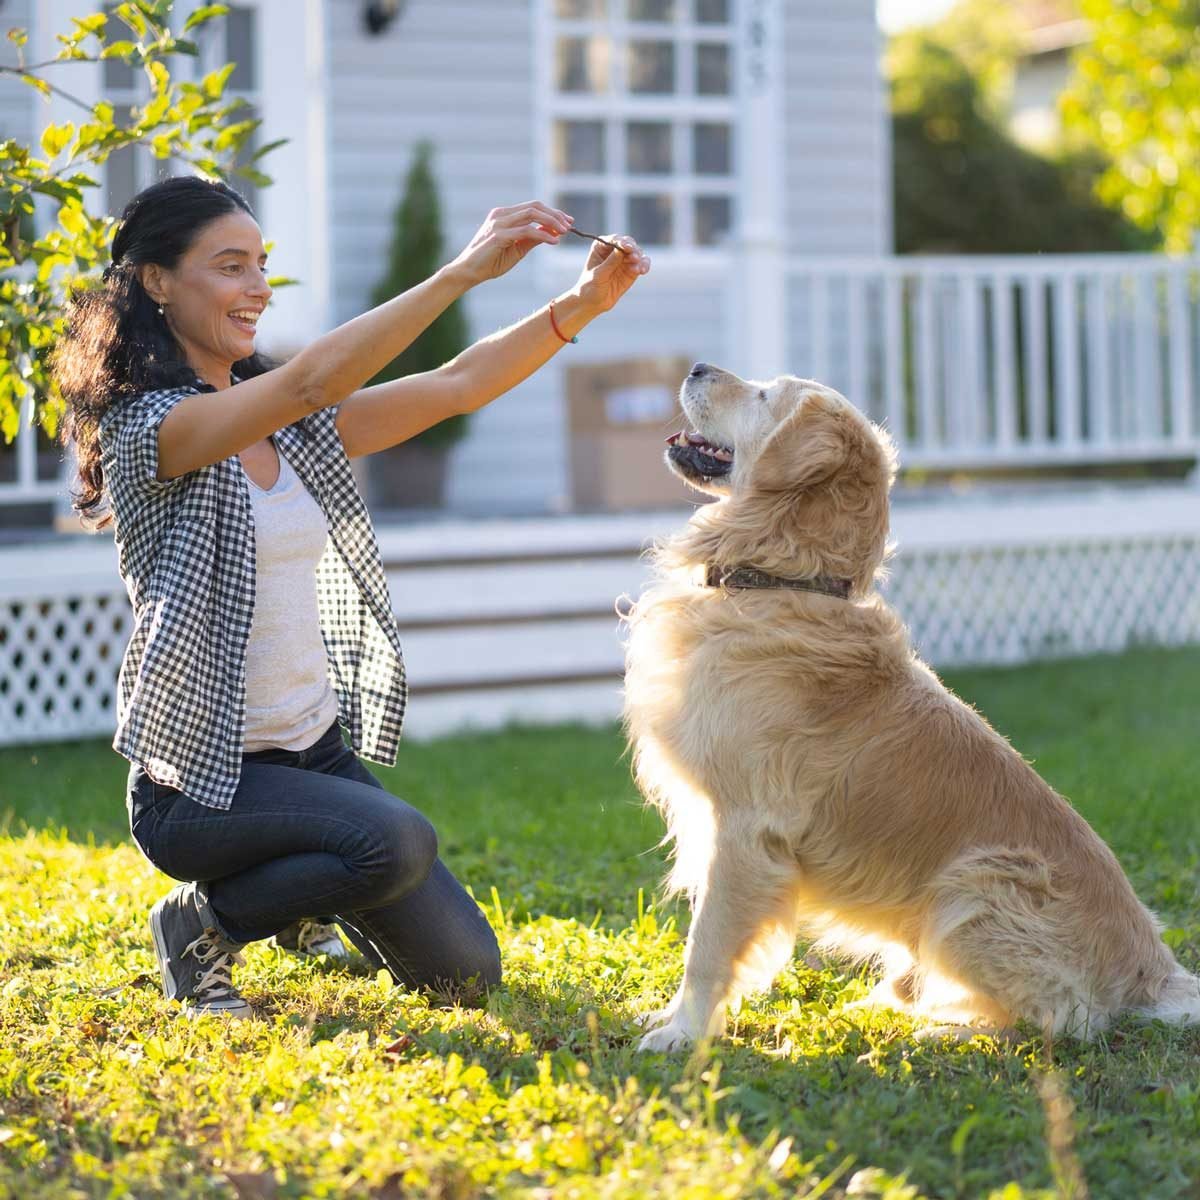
left=703, top=563, right=852, bottom=600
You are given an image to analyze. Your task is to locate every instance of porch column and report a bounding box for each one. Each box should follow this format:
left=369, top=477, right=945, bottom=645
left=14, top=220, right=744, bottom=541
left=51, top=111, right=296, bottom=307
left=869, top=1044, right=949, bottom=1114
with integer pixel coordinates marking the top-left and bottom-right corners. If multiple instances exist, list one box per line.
left=731, top=0, right=786, bottom=381
left=256, top=0, right=333, bottom=353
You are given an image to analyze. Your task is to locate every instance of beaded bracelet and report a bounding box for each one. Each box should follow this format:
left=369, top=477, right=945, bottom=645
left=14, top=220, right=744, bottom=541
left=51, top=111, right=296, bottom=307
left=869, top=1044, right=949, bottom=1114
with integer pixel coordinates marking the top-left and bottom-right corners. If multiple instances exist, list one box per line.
left=548, top=300, right=578, bottom=345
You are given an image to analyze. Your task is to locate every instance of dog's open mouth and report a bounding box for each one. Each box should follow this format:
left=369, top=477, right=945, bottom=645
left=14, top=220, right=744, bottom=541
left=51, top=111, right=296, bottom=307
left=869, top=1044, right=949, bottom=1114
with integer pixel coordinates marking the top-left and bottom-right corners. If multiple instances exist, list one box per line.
left=664, top=431, right=734, bottom=480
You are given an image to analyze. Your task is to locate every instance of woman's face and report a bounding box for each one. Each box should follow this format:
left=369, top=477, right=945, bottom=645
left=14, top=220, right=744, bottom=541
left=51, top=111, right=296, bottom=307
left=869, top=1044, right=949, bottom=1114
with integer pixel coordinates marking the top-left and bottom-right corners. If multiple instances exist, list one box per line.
left=140, top=209, right=273, bottom=384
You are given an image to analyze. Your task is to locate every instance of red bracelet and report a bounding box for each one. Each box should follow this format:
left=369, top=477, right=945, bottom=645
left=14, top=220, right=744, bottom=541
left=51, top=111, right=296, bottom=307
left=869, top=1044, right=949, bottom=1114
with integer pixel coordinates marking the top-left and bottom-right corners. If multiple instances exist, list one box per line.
left=548, top=300, right=578, bottom=345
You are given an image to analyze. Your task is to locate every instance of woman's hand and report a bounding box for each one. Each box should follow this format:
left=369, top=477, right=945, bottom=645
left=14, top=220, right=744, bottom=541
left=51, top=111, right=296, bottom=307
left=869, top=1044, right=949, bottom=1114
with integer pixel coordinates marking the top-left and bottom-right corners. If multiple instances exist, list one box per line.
left=449, top=202, right=573, bottom=286
left=572, top=234, right=651, bottom=314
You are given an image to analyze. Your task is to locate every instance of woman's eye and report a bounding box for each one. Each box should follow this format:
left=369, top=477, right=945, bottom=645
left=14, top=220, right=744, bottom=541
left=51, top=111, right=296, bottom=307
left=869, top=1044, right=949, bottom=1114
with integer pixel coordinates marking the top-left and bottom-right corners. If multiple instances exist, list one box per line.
left=222, top=264, right=242, bottom=274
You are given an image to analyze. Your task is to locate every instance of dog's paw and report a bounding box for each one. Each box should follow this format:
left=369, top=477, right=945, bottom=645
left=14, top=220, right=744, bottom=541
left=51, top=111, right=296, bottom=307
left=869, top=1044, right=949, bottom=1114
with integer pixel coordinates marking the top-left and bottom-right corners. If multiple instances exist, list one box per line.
left=637, top=1021, right=695, bottom=1053
left=634, top=1005, right=677, bottom=1030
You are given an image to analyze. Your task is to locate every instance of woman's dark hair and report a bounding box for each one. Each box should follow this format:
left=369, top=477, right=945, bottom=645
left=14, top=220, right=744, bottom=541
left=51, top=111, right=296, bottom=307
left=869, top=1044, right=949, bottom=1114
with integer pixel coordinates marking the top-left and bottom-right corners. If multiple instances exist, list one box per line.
left=53, top=175, right=277, bottom=528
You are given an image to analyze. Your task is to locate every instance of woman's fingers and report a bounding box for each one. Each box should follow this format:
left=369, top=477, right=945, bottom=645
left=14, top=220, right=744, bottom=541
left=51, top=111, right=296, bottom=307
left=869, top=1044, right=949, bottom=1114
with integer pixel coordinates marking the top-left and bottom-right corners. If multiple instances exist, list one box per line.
left=496, top=202, right=573, bottom=236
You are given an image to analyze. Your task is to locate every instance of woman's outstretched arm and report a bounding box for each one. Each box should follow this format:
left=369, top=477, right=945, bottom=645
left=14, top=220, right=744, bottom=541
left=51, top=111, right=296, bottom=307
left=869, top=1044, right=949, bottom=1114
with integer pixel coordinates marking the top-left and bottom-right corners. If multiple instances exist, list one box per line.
left=154, top=202, right=571, bottom=482
left=335, top=234, right=650, bottom=459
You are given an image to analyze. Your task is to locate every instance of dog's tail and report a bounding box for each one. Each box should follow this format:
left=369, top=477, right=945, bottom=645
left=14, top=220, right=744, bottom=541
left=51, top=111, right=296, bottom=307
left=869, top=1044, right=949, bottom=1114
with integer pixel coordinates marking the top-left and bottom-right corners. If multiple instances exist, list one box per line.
left=1140, top=967, right=1200, bottom=1026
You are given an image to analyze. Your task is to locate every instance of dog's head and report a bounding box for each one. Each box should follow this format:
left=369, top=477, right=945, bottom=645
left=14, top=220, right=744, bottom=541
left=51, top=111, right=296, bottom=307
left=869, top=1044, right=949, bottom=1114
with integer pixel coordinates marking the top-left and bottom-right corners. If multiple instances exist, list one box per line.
left=665, top=363, right=897, bottom=595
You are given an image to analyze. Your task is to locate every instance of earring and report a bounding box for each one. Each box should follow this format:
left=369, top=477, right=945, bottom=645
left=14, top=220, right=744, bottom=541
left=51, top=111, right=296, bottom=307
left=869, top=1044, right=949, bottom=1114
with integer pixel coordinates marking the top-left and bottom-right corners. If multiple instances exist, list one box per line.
left=157, top=304, right=165, bottom=316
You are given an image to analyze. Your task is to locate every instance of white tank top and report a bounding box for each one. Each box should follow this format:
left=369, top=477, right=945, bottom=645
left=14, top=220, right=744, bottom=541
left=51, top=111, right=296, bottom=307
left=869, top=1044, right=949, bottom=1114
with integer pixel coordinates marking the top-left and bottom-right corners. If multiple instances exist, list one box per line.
left=241, top=444, right=340, bottom=752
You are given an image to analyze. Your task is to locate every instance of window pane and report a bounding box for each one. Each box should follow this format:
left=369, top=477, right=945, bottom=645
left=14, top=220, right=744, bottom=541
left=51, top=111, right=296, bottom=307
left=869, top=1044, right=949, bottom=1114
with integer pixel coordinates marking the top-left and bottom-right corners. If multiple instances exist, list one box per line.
left=102, top=6, right=135, bottom=90
left=556, top=0, right=606, bottom=15
left=557, top=192, right=607, bottom=235
left=695, top=195, right=732, bottom=245
left=694, top=122, right=732, bottom=174
left=106, top=105, right=140, bottom=217
left=695, top=0, right=729, bottom=22
left=628, top=0, right=675, bottom=19
left=557, top=36, right=610, bottom=92
left=226, top=5, right=256, bottom=92
left=555, top=120, right=606, bottom=173
left=628, top=194, right=673, bottom=245
left=627, top=41, right=675, bottom=93
left=626, top=121, right=672, bottom=173
left=696, top=43, right=730, bottom=95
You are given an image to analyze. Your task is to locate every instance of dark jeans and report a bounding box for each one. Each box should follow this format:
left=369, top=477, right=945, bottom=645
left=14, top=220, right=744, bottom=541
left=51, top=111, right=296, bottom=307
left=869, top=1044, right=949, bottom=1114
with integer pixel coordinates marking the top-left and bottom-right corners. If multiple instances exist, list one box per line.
left=126, top=719, right=501, bottom=994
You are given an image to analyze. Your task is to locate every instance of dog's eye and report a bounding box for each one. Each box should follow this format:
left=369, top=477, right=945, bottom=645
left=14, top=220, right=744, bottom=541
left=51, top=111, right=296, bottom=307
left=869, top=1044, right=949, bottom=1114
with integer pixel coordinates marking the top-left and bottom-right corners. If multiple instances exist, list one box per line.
left=758, top=389, right=767, bottom=401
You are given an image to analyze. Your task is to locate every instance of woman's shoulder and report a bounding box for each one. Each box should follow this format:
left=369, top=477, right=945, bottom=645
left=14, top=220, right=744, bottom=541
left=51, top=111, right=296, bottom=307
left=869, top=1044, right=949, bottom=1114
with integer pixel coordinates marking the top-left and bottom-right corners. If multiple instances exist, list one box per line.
left=99, top=382, right=204, bottom=441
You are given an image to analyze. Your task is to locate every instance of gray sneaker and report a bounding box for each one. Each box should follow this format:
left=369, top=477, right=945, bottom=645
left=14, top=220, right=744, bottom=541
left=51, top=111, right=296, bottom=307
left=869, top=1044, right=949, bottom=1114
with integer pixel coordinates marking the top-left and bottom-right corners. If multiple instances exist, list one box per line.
left=272, top=919, right=349, bottom=959
left=149, top=883, right=253, bottom=1018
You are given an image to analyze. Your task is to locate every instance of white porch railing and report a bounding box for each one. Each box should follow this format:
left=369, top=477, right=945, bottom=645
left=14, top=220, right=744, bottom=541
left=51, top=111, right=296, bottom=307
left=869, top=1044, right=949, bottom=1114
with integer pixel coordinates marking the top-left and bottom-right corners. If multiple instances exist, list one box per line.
left=4, top=254, right=1198, bottom=510
left=788, top=253, right=1200, bottom=469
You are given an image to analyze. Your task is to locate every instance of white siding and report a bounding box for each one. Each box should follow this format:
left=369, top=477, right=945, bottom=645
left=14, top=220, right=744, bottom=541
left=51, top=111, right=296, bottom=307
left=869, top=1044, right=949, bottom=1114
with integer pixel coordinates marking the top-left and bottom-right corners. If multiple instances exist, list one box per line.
left=0, top=0, right=34, bottom=148
left=783, top=1, right=891, bottom=256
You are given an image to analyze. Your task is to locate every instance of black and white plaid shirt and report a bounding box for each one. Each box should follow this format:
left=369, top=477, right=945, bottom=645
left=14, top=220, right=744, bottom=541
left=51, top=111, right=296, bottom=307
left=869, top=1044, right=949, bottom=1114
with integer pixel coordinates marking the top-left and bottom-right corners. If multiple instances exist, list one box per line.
left=98, top=383, right=408, bottom=810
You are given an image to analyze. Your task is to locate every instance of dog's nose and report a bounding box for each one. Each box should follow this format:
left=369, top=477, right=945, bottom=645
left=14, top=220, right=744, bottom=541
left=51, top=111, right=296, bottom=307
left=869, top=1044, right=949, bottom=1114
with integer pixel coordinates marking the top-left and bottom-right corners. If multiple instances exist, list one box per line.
left=688, top=363, right=711, bottom=379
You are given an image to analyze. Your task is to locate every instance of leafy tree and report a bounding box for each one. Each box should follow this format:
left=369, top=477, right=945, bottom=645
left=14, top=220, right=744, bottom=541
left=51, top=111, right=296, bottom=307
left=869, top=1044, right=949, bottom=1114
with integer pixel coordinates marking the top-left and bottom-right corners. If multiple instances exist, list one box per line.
left=367, top=140, right=470, bottom=449
left=889, top=31, right=1158, bottom=253
left=1061, top=0, right=1200, bottom=252
left=0, top=1, right=283, bottom=445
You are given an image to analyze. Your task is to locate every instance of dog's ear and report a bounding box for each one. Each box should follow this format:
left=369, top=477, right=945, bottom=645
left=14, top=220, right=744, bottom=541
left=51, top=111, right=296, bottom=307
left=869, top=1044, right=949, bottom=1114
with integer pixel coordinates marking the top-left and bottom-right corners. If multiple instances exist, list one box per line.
left=752, top=396, right=848, bottom=496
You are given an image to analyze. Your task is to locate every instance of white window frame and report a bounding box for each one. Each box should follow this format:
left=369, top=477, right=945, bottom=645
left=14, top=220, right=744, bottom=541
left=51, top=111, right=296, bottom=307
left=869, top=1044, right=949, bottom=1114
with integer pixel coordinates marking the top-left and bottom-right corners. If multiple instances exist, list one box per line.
left=537, top=0, right=740, bottom=267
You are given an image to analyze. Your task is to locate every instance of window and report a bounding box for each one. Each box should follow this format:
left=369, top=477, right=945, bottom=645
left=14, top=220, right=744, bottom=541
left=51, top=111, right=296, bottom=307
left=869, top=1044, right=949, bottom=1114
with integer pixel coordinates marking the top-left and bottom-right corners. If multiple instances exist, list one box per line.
left=547, top=0, right=737, bottom=251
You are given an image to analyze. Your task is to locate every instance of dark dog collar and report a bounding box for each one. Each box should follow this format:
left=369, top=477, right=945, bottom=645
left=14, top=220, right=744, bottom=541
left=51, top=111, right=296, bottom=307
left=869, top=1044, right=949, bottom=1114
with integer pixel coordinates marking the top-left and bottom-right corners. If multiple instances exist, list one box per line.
left=704, top=563, right=852, bottom=600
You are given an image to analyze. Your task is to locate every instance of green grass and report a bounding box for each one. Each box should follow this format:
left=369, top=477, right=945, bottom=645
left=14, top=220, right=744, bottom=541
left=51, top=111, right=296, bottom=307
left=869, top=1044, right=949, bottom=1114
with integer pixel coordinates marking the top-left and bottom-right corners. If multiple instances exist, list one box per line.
left=2, top=648, right=1200, bottom=1198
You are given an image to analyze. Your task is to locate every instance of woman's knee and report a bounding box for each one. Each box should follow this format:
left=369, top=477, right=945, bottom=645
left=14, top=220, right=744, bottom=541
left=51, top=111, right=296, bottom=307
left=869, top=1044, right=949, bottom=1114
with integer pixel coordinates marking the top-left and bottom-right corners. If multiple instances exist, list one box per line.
left=352, top=802, right=439, bottom=904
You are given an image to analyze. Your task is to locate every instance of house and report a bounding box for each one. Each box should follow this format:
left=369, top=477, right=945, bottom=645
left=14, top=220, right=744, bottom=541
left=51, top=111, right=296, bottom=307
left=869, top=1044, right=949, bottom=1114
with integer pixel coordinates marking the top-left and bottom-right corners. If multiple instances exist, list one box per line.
left=1, top=0, right=891, bottom=517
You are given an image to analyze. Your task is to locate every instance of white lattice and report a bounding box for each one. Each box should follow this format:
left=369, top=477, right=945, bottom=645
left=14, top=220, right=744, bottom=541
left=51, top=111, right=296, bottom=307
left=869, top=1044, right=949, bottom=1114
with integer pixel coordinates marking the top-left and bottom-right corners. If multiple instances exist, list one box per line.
left=0, top=592, right=128, bottom=742
left=884, top=536, right=1200, bottom=669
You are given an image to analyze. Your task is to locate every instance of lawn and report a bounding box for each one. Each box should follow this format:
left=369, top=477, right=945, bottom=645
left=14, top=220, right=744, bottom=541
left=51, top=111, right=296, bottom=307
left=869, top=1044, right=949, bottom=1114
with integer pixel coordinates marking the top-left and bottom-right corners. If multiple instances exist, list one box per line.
left=2, top=648, right=1199, bottom=1198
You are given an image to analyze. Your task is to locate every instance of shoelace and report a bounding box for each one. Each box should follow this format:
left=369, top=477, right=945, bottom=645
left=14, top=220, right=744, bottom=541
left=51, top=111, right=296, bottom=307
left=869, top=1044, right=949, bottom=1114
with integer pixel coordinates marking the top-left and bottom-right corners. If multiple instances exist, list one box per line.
left=295, top=920, right=342, bottom=955
left=183, top=932, right=245, bottom=1003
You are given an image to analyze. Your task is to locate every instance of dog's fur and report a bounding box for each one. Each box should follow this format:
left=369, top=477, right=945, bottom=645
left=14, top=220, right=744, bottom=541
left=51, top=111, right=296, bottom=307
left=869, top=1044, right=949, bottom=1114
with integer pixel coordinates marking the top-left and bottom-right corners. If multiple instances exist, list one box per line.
left=623, top=364, right=1200, bottom=1051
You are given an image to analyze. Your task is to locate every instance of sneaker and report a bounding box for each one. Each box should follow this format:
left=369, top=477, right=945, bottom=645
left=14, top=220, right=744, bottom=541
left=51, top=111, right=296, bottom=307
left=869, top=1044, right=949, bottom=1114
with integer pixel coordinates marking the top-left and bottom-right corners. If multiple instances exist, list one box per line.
left=272, top=919, right=349, bottom=960
left=149, top=882, right=253, bottom=1018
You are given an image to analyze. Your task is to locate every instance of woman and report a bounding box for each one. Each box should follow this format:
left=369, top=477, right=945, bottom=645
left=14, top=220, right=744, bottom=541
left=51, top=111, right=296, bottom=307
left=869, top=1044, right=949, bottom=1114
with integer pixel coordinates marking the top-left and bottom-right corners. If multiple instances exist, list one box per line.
left=54, top=175, right=650, bottom=1018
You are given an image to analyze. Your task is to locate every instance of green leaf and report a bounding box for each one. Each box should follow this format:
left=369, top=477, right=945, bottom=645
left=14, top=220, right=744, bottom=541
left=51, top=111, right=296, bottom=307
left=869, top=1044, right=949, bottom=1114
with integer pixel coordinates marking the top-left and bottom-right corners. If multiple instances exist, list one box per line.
left=201, top=63, right=235, bottom=101
left=250, top=137, right=289, bottom=163
left=69, top=13, right=106, bottom=37
left=183, top=4, right=230, bottom=34
left=39, top=123, right=75, bottom=160
left=114, top=3, right=148, bottom=39
left=18, top=74, right=51, bottom=99
left=99, top=40, right=137, bottom=59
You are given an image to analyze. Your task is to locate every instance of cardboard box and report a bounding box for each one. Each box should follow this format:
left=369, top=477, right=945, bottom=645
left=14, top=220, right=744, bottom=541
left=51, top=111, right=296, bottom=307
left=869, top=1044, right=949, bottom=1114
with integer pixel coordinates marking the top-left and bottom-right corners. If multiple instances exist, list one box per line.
left=566, top=357, right=699, bottom=511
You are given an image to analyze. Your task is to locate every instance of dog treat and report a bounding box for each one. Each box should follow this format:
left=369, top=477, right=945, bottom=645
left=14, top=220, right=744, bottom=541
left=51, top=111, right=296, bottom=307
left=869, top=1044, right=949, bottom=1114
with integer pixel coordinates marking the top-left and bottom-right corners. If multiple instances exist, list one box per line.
left=567, top=227, right=627, bottom=253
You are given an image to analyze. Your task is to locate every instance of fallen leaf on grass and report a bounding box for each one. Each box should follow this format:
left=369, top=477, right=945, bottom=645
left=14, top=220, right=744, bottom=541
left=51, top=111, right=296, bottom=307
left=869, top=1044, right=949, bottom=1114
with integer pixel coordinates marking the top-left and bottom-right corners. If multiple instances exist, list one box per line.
left=225, top=1172, right=279, bottom=1200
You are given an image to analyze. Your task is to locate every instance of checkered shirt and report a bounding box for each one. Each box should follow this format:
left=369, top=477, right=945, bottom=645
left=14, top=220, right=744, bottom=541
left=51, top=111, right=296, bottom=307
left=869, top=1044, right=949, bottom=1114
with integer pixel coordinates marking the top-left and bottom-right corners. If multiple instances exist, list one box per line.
left=98, top=384, right=408, bottom=810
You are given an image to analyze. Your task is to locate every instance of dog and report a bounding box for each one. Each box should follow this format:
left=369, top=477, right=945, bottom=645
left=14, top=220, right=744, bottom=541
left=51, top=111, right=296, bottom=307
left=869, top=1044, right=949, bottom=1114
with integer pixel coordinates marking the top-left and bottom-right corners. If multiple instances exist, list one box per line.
left=622, top=362, right=1200, bottom=1052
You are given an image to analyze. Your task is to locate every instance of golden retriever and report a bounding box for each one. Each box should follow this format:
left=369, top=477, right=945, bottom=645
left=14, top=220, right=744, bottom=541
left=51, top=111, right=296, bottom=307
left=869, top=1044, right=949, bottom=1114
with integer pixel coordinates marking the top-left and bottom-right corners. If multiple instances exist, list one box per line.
left=623, top=363, right=1200, bottom=1052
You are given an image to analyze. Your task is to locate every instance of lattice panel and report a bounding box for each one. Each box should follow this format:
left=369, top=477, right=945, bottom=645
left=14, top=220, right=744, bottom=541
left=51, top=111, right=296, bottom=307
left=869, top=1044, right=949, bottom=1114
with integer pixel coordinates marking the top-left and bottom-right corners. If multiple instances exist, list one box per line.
left=1, top=534, right=1199, bottom=748
left=0, top=593, right=128, bottom=743
left=884, top=536, right=1200, bottom=668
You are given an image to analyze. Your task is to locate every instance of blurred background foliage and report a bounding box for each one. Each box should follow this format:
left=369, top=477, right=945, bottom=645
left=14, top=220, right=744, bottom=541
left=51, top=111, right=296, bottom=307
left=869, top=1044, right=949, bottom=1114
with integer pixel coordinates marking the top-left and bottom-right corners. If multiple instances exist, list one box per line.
left=889, top=0, right=1184, bottom=255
